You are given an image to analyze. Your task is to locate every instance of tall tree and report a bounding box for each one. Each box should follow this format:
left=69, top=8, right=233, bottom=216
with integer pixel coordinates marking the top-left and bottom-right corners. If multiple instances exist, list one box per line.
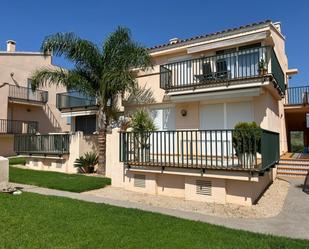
left=31, top=27, right=152, bottom=175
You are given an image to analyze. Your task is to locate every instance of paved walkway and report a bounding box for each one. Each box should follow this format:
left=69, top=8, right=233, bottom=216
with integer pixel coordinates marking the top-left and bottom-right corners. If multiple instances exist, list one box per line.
left=10, top=177, right=309, bottom=240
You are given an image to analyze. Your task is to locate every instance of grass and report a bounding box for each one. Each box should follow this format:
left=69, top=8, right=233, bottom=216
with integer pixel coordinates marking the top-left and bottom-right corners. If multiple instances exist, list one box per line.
left=8, top=157, right=26, bottom=165
left=0, top=192, right=308, bottom=249
left=9, top=166, right=111, bottom=192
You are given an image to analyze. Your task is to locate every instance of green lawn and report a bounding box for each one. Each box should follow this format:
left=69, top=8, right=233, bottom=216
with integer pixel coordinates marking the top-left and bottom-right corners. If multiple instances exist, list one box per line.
left=9, top=166, right=111, bottom=192
left=8, top=157, right=26, bottom=165
left=0, top=192, right=307, bottom=249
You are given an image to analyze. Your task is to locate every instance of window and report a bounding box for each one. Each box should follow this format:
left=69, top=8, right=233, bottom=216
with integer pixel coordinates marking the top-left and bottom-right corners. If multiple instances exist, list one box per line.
left=75, top=115, right=96, bottom=134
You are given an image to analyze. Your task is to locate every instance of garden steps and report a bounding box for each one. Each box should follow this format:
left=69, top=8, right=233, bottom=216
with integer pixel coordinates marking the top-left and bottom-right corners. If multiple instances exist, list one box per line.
left=277, top=158, right=309, bottom=177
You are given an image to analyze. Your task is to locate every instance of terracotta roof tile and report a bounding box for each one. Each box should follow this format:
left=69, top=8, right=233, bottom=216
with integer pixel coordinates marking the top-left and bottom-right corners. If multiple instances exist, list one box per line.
left=148, top=20, right=272, bottom=51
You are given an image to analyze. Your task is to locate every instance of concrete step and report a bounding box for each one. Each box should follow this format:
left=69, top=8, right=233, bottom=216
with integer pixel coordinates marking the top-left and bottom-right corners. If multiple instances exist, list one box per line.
left=279, top=160, right=309, bottom=165
left=277, top=165, right=309, bottom=171
left=277, top=170, right=307, bottom=177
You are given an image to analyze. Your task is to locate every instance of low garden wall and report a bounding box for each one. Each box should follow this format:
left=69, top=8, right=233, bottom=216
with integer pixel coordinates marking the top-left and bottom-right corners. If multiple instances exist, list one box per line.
left=0, top=156, right=9, bottom=188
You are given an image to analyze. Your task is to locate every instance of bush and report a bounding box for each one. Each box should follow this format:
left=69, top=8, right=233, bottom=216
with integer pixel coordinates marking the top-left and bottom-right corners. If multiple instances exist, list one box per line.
left=9, top=157, right=26, bottom=165
left=131, top=109, right=156, bottom=133
left=74, top=152, right=98, bottom=173
left=232, top=122, right=262, bottom=156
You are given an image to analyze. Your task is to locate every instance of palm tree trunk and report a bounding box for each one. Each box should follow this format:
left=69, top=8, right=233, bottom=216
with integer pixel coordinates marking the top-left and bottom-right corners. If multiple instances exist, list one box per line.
left=97, top=128, right=106, bottom=175
left=97, top=106, right=106, bottom=175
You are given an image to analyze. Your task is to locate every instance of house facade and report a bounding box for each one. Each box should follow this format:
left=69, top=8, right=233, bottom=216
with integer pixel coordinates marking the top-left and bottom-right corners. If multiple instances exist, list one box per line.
left=13, top=20, right=305, bottom=205
left=110, top=20, right=291, bottom=206
left=0, top=40, right=71, bottom=156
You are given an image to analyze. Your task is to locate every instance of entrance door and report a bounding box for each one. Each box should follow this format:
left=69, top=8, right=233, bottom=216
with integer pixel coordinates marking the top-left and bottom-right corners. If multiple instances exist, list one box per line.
left=290, top=131, right=304, bottom=153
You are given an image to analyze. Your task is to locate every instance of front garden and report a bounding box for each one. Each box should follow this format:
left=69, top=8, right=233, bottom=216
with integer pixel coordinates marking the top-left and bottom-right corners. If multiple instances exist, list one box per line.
left=9, top=166, right=110, bottom=192
left=0, top=192, right=308, bottom=249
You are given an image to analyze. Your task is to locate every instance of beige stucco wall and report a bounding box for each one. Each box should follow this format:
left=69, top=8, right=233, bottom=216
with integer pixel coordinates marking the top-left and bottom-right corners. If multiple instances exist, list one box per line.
left=0, top=135, right=14, bottom=157
left=175, top=102, right=200, bottom=129
left=115, top=167, right=273, bottom=206
left=253, top=89, right=287, bottom=154
left=226, top=169, right=274, bottom=205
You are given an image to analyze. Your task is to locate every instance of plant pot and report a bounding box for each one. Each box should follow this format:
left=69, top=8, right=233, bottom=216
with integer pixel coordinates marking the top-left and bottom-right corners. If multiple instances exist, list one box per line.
left=258, top=68, right=267, bottom=76
left=238, top=153, right=256, bottom=168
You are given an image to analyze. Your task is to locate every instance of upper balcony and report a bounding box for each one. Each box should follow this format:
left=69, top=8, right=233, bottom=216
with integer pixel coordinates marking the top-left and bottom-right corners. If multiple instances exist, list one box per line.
left=0, top=119, right=38, bottom=134
left=8, top=85, right=48, bottom=104
left=56, top=91, right=98, bottom=112
left=160, top=46, right=285, bottom=95
left=284, top=86, right=309, bottom=106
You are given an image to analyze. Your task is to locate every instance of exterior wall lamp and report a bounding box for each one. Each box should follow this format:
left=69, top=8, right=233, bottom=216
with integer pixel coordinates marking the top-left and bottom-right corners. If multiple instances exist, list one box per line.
left=180, top=109, right=187, bottom=117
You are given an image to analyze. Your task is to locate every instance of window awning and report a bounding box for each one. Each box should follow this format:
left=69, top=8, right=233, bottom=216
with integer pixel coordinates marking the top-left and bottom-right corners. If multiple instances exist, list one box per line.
left=187, top=31, right=268, bottom=54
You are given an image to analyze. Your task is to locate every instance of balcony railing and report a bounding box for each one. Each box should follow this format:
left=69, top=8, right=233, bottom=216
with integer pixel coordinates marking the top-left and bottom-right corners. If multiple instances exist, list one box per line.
left=56, top=92, right=97, bottom=110
left=120, top=129, right=279, bottom=173
left=284, top=86, right=309, bottom=105
left=160, top=46, right=285, bottom=94
left=9, top=85, right=48, bottom=103
left=0, top=119, right=38, bottom=134
left=14, top=134, right=70, bottom=155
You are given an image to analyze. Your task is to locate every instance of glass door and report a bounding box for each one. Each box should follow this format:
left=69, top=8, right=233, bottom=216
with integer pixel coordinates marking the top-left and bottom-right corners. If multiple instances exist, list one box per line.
left=290, top=131, right=304, bottom=153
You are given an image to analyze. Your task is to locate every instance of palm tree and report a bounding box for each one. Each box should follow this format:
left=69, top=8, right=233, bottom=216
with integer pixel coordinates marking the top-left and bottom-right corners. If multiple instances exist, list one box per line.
left=31, top=27, right=152, bottom=175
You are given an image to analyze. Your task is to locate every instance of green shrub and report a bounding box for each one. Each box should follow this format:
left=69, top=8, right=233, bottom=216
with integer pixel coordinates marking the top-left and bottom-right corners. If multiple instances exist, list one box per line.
left=9, top=157, right=26, bottom=165
left=232, top=122, right=262, bottom=157
left=131, top=109, right=156, bottom=133
left=74, top=152, right=98, bottom=173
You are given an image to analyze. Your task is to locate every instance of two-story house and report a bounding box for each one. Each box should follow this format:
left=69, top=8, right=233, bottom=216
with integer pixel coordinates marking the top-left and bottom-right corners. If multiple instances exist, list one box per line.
left=111, top=20, right=290, bottom=206
left=0, top=40, right=70, bottom=156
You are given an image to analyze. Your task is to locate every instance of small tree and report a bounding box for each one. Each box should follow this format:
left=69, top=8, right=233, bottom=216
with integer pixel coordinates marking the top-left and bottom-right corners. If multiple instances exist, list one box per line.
left=232, top=122, right=262, bottom=168
left=131, top=109, right=156, bottom=162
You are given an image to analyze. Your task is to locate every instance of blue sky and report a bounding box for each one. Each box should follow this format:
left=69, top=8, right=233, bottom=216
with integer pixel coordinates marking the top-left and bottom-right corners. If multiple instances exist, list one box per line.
left=0, top=0, right=308, bottom=87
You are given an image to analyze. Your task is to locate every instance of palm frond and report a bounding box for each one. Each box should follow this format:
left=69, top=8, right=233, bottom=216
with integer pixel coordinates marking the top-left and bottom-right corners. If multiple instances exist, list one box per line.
left=102, top=26, right=152, bottom=71
left=42, top=32, right=102, bottom=72
left=124, top=85, right=155, bottom=105
left=31, top=67, right=68, bottom=90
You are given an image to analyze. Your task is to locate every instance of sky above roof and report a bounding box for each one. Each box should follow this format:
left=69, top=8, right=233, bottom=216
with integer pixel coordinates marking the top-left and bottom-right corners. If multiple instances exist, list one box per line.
left=0, top=0, right=308, bottom=87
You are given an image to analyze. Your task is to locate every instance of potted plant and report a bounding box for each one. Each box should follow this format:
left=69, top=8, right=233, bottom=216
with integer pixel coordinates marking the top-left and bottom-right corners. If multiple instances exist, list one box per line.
left=131, top=109, right=156, bottom=162
left=74, top=152, right=98, bottom=173
left=258, top=59, right=268, bottom=76
left=232, top=122, right=262, bottom=168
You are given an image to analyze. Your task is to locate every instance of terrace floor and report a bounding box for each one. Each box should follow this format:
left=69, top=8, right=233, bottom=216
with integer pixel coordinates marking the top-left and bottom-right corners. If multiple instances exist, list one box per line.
left=126, top=155, right=262, bottom=171
left=281, top=152, right=309, bottom=160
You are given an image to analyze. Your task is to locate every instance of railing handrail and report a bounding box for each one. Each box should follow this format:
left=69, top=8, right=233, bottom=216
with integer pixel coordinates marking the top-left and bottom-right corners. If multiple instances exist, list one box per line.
left=159, top=46, right=285, bottom=95
left=8, top=84, right=48, bottom=103
left=56, top=92, right=97, bottom=110
left=14, top=133, right=70, bottom=155
left=119, top=128, right=279, bottom=173
left=0, top=118, right=38, bottom=124
left=56, top=92, right=96, bottom=100
left=8, top=84, right=48, bottom=94
left=285, top=85, right=309, bottom=105
left=161, top=46, right=270, bottom=67
left=119, top=128, right=274, bottom=133
left=286, top=85, right=309, bottom=90
left=0, top=119, right=38, bottom=134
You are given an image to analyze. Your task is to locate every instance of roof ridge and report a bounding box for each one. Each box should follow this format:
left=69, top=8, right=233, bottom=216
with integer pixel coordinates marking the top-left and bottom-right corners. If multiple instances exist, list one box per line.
left=148, top=19, right=272, bottom=51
